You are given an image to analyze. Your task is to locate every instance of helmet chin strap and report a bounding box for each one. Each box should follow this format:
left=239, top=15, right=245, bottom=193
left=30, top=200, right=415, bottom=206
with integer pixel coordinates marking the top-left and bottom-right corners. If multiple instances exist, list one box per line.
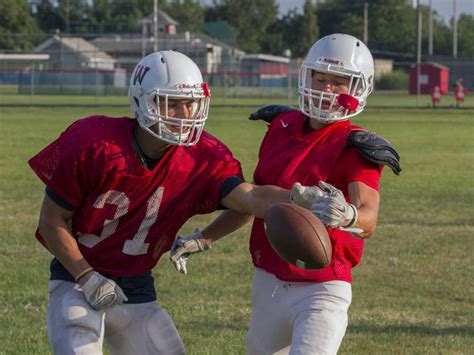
left=159, top=123, right=190, bottom=144
left=137, top=110, right=191, bottom=145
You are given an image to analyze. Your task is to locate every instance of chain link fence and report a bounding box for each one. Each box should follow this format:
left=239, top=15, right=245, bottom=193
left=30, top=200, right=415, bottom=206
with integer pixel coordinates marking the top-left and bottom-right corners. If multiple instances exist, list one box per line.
left=0, top=32, right=473, bottom=107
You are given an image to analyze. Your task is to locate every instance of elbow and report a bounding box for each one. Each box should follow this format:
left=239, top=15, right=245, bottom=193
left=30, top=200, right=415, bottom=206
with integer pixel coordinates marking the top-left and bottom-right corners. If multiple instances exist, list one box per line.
left=353, top=207, right=379, bottom=239
left=358, top=221, right=377, bottom=238
left=360, top=227, right=375, bottom=239
left=38, top=210, right=69, bottom=242
left=38, top=216, right=56, bottom=244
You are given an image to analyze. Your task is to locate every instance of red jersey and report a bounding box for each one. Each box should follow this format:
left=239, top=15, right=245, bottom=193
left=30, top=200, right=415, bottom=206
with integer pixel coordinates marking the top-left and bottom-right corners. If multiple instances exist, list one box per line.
left=29, top=116, right=243, bottom=276
left=454, top=85, right=467, bottom=102
left=250, top=110, right=382, bottom=283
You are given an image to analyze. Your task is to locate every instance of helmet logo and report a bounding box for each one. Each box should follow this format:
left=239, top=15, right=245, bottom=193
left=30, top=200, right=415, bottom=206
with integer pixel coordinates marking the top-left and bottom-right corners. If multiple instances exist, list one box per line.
left=318, top=57, right=344, bottom=67
left=133, top=64, right=151, bottom=85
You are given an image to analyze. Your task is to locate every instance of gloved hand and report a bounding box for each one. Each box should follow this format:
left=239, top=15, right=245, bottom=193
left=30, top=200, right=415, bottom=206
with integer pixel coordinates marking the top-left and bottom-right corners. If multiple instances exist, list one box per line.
left=290, top=182, right=326, bottom=209
left=309, top=181, right=358, bottom=229
left=80, top=271, right=128, bottom=311
left=170, top=229, right=211, bottom=275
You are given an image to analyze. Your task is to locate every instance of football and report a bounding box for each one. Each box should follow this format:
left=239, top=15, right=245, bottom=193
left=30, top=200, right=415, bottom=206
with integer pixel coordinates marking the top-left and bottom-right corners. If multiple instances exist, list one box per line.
left=264, top=203, right=332, bottom=270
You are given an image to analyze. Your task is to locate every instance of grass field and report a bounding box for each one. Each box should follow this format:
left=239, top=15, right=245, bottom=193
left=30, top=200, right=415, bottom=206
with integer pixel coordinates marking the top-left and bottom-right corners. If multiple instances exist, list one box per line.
left=0, top=94, right=473, bottom=354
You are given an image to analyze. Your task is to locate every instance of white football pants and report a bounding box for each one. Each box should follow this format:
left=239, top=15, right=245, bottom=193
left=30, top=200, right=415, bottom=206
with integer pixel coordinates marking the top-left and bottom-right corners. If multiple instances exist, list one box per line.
left=246, top=268, right=352, bottom=355
left=47, top=280, right=185, bottom=355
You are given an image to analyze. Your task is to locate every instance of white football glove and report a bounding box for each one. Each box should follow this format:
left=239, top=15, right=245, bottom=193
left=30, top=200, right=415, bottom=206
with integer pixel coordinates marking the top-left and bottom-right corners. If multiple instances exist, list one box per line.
left=309, top=181, right=359, bottom=230
left=290, top=182, right=326, bottom=208
left=81, top=271, right=128, bottom=311
left=170, top=229, right=211, bottom=275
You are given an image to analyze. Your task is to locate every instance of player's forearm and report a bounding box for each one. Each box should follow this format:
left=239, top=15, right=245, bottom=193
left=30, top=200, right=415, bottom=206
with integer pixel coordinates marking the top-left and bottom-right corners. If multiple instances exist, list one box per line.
left=248, top=185, right=290, bottom=218
left=222, top=182, right=290, bottom=218
left=348, top=182, right=380, bottom=238
left=352, top=205, right=378, bottom=238
left=201, top=210, right=253, bottom=242
left=39, top=194, right=92, bottom=279
left=39, top=218, right=92, bottom=279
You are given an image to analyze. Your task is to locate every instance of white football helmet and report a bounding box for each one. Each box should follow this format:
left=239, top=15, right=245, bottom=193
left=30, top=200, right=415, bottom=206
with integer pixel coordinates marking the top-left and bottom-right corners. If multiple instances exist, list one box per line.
left=129, top=51, right=211, bottom=146
left=298, top=33, right=374, bottom=123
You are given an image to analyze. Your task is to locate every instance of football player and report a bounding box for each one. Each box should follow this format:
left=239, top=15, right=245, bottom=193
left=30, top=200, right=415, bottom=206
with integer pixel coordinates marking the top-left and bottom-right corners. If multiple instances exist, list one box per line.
left=454, top=78, right=467, bottom=107
left=171, top=34, right=401, bottom=354
left=29, top=50, right=314, bottom=354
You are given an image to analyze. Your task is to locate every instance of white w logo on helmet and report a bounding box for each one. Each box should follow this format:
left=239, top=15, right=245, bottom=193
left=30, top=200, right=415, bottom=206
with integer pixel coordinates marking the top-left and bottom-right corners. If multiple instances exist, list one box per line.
left=132, top=65, right=151, bottom=86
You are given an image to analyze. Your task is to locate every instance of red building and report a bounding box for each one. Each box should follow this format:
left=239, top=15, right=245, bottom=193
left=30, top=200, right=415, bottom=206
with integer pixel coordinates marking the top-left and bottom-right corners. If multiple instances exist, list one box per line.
left=409, top=63, right=449, bottom=94
left=241, top=54, right=290, bottom=87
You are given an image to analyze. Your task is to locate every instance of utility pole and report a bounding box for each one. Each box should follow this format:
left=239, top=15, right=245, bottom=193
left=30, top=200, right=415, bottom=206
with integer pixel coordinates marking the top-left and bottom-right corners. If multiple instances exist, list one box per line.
left=416, top=0, right=422, bottom=107
left=66, top=0, right=70, bottom=34
left=153, top=0, right=158, bottom=52
left=453, top=0, right=458, bottom=58
left=428, top=0, right=433, bottom=56
left=141, top=22, right=146, bottom=57
left=363, top=2, right=368, bottom=44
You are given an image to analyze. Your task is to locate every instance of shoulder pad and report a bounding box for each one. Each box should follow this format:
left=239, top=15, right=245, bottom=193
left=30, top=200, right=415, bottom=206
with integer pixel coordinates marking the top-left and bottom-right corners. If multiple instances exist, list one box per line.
left=248, top=105, right=294, bottom=124
left=348, top=130, right=402, bottom=175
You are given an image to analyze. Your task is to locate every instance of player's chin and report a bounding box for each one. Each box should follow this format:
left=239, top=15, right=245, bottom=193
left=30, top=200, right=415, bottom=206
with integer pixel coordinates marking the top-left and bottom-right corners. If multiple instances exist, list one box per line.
left=313, top=100, right=330, bottom=110
left=166, top=126, right=190, bottom=134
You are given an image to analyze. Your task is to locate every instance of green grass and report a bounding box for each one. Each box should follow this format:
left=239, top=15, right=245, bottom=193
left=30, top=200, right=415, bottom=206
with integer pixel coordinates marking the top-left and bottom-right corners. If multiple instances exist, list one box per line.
left=1, top=88, right=474, bottom=109
left=0, top=99, right=473, bottom=354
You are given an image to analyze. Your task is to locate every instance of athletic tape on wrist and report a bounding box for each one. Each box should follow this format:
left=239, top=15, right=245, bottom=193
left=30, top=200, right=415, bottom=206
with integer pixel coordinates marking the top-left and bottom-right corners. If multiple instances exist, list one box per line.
left=75, top=267, right=94, bottom=283
left=345, top=204, right=358, bottom=228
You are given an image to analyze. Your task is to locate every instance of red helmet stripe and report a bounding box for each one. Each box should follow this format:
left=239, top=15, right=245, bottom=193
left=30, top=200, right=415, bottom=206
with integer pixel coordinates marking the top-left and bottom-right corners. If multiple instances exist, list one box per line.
left=201, top=82, right=211, bottom=97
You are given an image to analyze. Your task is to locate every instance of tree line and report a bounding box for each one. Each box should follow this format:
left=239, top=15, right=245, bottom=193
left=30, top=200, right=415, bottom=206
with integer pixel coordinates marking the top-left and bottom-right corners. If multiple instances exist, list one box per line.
left=1, top=0, right=473, bottom=59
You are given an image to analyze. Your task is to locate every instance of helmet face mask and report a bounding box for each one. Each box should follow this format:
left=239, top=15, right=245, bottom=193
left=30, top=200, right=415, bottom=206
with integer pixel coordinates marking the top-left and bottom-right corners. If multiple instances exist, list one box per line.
left=298, top=34, right=374, bottom=124
left=129, top=51, right=211, bottom=146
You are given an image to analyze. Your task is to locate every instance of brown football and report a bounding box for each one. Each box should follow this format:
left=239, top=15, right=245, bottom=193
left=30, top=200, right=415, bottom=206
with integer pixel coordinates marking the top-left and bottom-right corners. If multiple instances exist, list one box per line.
left=264, top=203, right=332, bottom=270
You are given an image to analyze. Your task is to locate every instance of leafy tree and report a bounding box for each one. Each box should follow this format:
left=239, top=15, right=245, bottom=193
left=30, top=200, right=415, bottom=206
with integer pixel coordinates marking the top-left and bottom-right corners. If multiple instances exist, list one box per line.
left=261, top=2, right=319, bottom=58
left=90, top=0, right=112, bottom=32
left=109, top=0, right=147, bottom=32
left=206, top=0, right=278, bottom=53
left=203, top=0, right=227, bottom=22
left=375, top=70, right=408, bottom=90
left=369, top=0, right=416, bottom=56
left=167, top=0, right=204, bottom=33
left=316, top=0, right=362, bottom=38
left=317, top=0, right=415, bottom=56
left=105, top=0, right=169, bottom=33
left=35, top=0, right=62, bottom=33
left=33, top=0, right=91, bottom=33
left=260, top=19, right=284, bottom=55
left=427, top=9, right=451, bottom=56
left=56, top=0, right=91, bottom=33
left=457, top=14, right=474, bottom=59
left=302, top=0, right=318, bottom=55
left=277, top=10, right=305, bottom=57
left=266, top=9, right=310, bottom=58
left=0, top=0, right=39, bottom=49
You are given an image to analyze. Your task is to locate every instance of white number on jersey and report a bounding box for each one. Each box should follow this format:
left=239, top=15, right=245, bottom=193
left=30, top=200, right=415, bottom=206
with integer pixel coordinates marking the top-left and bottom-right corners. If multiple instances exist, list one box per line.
left=77, top=187, right=164, bottom=256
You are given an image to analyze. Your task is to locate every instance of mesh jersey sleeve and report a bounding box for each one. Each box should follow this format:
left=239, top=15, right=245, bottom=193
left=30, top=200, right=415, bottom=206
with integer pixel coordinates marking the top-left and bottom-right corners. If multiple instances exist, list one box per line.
left=329, top=146, right=383, bottom=191
left=199, top=153, right=244, bottom=214
left=28, top=121, right=105, bottom=208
